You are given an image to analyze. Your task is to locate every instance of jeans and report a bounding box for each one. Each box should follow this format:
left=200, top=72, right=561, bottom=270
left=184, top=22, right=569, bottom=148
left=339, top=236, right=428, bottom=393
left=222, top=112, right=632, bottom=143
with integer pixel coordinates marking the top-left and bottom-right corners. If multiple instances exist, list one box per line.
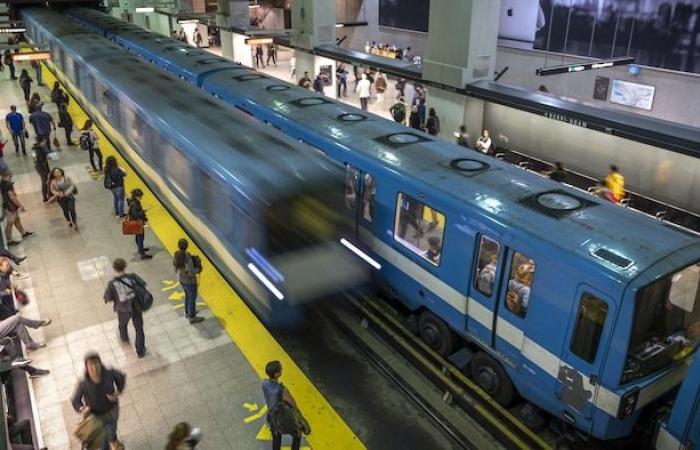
left=117, top=309, right=145, bottom=355
left=360, top=97, right=368, bottom=111
left=34, top=65, right=43, bottom=85
left=21, top=86, right=30, bottom=102
left=58, top=196, right=77, bottom=223
left=8, top=64, right=15, bottom=79
left=272, top=433, right=301, bottom=450
left=10, top=131, right=25, bottom=154
left=112, top=186, right=125, bottom=216
left=88, top=146, right=103, bottom=171
left=135, top=233, right=145, bottom=255
left=182, top=283, right=197, bottom=318
left=97, top=406, right=119, bottom=450
left=38, top=134, right=50, bottom=151
left=0, top=315, right=43, bottom=348
left=63, top=125, right=73, bottom=144
left=338, top=79, right=347, bottom=97
left=37, top=170, right=49, bottom=202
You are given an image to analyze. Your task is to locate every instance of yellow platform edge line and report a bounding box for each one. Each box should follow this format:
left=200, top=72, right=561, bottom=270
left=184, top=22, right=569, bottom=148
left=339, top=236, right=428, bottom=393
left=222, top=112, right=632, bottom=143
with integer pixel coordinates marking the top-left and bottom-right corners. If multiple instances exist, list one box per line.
left=40, top=64, right=365, bottom=450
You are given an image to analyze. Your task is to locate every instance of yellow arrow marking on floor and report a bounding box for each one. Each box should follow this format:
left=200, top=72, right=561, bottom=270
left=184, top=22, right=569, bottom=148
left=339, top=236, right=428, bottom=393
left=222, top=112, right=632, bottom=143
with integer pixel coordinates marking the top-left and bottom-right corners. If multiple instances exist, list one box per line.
left=161, top=280, right=180, bottom=291
left=168, top=291, right=186, bottom=301
left=243, top=402, right=258, bottom=412
left=244, top=404, right=268, bottom=424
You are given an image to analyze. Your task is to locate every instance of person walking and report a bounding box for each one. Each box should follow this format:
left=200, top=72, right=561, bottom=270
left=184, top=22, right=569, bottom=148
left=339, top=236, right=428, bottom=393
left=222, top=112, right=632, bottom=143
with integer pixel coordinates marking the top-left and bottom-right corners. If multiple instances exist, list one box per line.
left=71, top=353, right=126, bottom=450
left=126, top=189, right=152, bottom=259
left=50, top=82, right=61, bottom=105
left=5, top=106, right=27, bottom=155
left=266, top=43, right=277, bottom=66
left=1, top=170, right=34, bottom=246
left=255, top=45, right=264, bottom=68
left=103, top=258, right=147, bottom=357
left=425, top=107, right=440, bottom=136
left=18, top=70, right=32, bottom=102
left=374, top=72, right=387, bottom=104
left=313, top=74, right=324, bottom=94
left=455, top=125, right=470, bottom=148
left=33, top=137, right=51, bottom=203
left=81, top=119, right=102, bottom=172
left=104, top=156, right=126, bottom=217
left=57, top=103, right=74, bottom=146
left=29, top=103, right=56, bottom=151
left=27, top=93, right=41, bottom=115
left=48, top=167, right=78, bottom=228
left=173, top=239, right=204, bottom=324
left=263, top=360, right=303, bottom=450
left=336, top=65, right=347, bottom=97
left=357, top=73, right=371, bottom=111
left=3, top=50, right=16, bottom=80
left=297, top=71, right=311, bottom=89
left=166, top=423, right=199, bottom=450
left=193, top=29, right=203, bottom=48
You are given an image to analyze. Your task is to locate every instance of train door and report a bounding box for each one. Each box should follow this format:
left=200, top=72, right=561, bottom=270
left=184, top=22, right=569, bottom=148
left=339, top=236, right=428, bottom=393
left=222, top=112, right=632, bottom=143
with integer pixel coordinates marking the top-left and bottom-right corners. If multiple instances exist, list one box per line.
left=468, top=234, right=506, bottom=347
left=556, top=286, right=614, bottom=433
left=344, top=164, right=376, bottom=239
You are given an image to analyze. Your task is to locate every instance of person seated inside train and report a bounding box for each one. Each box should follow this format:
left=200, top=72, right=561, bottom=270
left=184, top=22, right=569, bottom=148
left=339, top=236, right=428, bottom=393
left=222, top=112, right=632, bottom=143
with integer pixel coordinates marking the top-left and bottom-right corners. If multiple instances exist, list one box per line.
left=478, top=255, right=498, bottom=285
left=475, top=129, right=492, bottom=155
left=362, top=173, right=375, bottom=221
left=506, top=262, right=534, bottom=316
left=345, top=174, right=357, bottom=209
left=398, top=200, right=422, bottom=241
left=605, top=165, right=625, bottom=203
left=548, top=161, right=566, bottom=183
left=424, top=236, right=442, bottom=265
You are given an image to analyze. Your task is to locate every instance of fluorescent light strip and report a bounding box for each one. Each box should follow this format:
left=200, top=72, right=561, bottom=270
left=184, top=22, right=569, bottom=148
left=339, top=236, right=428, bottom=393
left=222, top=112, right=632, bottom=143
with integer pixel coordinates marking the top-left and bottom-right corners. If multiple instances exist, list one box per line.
left=247, top=263, right=285, bottom=300
left=341, top=238, right=381, bottom=270
left=135, top=7, right=155, bottom=12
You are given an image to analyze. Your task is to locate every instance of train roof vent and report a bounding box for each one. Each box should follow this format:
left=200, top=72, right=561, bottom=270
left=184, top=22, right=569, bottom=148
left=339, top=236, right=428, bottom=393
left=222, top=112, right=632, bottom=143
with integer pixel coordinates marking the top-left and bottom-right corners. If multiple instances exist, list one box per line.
left=375, top=132, right=429, bottom=148
left=195, top=58, right=226, bottom=65
left=518, top=189, right=595, bottom=219
left=592, top=248, right=634, bottom=269
left=266, top=85, right=290, bottom=92
left=233, top=74, right=267, bottom=82
left=449, top=158, right=490, bottom=173
left=337, top=113, right=367, bottom=123
left=290, top=97, right=332, bottom=107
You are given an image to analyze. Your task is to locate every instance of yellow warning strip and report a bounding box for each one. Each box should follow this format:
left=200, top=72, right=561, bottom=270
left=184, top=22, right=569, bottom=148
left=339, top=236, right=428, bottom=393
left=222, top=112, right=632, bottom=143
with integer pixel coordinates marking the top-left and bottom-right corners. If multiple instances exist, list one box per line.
left=40, top=64, right=364, bottom=449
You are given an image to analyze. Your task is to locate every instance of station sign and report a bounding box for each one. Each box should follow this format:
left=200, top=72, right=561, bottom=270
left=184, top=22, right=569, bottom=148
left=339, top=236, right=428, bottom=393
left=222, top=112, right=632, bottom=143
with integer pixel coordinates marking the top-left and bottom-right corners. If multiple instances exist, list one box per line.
left=12, top=52, right=51, bottom=62
left=536, top=56, right=635, bottom=76
left=245, top=37, right=273, bottom=45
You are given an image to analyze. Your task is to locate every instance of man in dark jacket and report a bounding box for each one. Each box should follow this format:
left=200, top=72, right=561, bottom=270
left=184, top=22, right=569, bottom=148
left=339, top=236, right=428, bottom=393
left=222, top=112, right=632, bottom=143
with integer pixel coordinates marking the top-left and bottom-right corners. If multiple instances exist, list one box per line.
left=103, top=258, right=147, bottom=357
left=33, top=137, right=51, bottom=202
left=71, top=353, right=126, bottom=450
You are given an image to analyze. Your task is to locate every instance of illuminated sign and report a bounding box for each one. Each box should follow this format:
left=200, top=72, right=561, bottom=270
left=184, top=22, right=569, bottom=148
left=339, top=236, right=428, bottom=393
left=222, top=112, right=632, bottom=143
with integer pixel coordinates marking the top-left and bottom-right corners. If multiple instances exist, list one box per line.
left=177, top=19, right=200, bottom=24
left=245, top=37, right=273, bottom=45
left=11, top=52, right=51, bottom=62
left=536, top=57, right=634, bottom=76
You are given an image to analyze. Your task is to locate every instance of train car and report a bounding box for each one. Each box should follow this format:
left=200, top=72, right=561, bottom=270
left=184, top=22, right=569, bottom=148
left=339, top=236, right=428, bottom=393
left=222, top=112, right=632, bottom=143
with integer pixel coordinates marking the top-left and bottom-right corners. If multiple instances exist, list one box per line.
left=61, top=8, right=700, bottom=442
left=22, top=8, right=367, bottom=326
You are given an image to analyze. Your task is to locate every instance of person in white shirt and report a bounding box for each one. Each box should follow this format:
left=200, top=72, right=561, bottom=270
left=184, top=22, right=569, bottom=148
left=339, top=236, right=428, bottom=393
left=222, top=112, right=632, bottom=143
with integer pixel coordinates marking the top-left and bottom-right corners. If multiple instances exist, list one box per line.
left=475, top=129, right=492, bottom=155
left=357, top=74, right=371, bottom=111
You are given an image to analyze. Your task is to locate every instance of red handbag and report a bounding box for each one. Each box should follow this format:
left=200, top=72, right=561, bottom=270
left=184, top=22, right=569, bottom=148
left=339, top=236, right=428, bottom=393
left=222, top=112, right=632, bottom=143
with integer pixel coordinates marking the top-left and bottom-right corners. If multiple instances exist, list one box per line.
left=121, top=219, right=144, bottom=235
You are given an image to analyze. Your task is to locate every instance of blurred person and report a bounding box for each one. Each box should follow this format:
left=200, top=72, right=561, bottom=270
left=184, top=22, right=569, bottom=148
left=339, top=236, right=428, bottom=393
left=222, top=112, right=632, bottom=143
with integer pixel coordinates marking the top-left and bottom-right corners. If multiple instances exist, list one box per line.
left=263, top=360, right=303, bottom=450
left=374, top=72, right=387, bottom=104
left=18, top=69, right=32, bottom=102
left=297, top=71, right=311, bottom=90
left=3, top=50, right=15, bottom=80
left=173, top=239, right=204, bottom=324
left=266, top=43, right=277, bottom=66
left=27, top=93, right=41, bottom=114
left=103, top=156, right=127, bottom=217
left=395, top=78, right=406, bottom=99
left=58, top=103, right=75, bottom=146
left=103, top=258, right=147, bottom=357
left=29, top=103, right=56, bottom=151
left=455, top=125, right=470, bottom=148
left=71, top=353, right=126, bottom=450
left=425, top=107, right=440, bottom=136
left=193, top=28, right=203, bottom=48
left=289, top=55, right=296, bottom=77
left=605, top=165, right=625, bottom=203
left=417, top=98, right=426, bottom=128
left=255, top=45, right=264, bottom=68
left=336, top=64, right=347, bottom=97
left=30, top=59, right=44, bottom=86
left=126, top=189, right=152, bottom=259
left=313, top=74, right=324, bottom=94
left=389, top=96, right=407, bottom=124
left=48, top=167, right=78, bottom=228
left=165, top=422, right=201, bottom=450
left=33, top=137, right=51, bottom=203
left=475, top=129, right=492, bottom=155
left=548, top=161, right=566, bottom=183
left=81, top=119, right=102, bottom=172
left=5, top=105, right=27, bottom=155
left=409, top=104, right=421, bottom=130
left=50, top=81, right=61, bottom=104
left=357, top=73, right=371, bottom=111
left=1, top=170, right=33, bottom=246
left=425, top=236, right=442, bottom=265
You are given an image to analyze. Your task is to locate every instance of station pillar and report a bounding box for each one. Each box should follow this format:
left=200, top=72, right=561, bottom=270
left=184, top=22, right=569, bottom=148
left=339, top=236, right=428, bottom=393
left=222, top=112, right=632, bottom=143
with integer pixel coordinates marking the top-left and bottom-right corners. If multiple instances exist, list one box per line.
left=291, top=0, right=337, bottom=98
left=218, top=0, right=250, bottom=61
left=423, top=0, right=501, bottom=142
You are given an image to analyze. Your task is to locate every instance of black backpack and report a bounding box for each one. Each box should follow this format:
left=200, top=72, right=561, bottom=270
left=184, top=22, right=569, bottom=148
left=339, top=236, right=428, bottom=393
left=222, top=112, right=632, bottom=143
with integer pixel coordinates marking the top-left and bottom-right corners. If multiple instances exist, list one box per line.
left=267, top=384, right=311, bottom=436
left=191, top=255, right=202, bottom=273
left=103, top=172, right=113, bottom=189
left=79, top=132, right=92, bottom=151
left=391, top=103, right=405, bottom=123
left=116, top=275, right=154, bottom=312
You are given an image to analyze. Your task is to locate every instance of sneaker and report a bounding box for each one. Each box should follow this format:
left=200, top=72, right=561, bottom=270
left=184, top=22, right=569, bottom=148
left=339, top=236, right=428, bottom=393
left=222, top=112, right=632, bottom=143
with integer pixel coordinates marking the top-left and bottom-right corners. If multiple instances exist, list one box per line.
left=21, top=231, right=34, bottom=238
left=189, top=316, right=204, bottom=324
left=137, top=349, right=146, bottom=358
left=28, top=368, right=50, bottom=378
left=7, top=241, right=20, bottom=247
left=68, top=222, right=73, bottom=228
left=40, top=319, right=52, bottom=327
left=26, top=343, right=46, bottom=352
left=142, top=247, right=150, bottom=252
left=140, top=254, right=153, bottom=260
left=15, top=256, right=27, bottom=264
left=12, top=272, right=29, bottom=280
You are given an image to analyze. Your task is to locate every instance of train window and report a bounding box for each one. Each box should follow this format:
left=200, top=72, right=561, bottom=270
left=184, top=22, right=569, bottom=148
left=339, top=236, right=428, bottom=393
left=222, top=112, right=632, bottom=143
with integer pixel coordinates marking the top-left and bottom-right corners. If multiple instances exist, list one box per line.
left=474, top=235, right=500, bottom=296
left=394, top=193, right=445, bottom=267
left=570, top=294, right=609, bottom=363
left=345, top=165, right=358, bottom=211
left=505, top=252, right=536, bottom=318
left=362, top=173, right=375, bottom=222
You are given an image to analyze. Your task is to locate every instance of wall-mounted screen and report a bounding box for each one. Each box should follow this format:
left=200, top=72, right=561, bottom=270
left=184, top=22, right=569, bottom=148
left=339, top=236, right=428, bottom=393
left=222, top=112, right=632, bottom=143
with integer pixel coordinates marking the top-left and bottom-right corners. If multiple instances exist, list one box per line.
left=379, top=0, right=430, bottom=33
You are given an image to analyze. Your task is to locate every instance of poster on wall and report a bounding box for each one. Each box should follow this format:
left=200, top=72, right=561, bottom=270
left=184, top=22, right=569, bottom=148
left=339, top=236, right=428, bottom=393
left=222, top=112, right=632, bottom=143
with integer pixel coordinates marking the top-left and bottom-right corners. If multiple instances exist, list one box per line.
left=378, top=0, right=430, bottom=33
left=498, top=0, right=700, bottom=74
left=609, top=80, right=656, bottom=111
left=593, top=76, right=610, bottom=101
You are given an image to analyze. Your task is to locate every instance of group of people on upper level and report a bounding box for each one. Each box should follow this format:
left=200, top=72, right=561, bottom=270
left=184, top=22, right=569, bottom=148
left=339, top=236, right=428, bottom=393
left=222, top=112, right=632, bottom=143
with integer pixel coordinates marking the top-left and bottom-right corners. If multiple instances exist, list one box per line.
left=364, top=41, right=420, bottom=65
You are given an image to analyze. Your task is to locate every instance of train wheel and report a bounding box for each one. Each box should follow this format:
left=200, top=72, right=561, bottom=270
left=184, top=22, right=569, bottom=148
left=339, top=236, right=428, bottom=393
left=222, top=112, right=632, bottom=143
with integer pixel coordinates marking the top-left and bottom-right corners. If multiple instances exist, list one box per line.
left=418, top=311, right=454, bottom=356
left=470, top=352, right=517, bottom=407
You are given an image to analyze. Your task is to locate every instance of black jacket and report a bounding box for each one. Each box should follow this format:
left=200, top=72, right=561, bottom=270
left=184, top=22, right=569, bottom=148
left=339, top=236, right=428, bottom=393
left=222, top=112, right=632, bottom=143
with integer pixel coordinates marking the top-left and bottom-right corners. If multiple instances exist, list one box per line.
left=71, top=367, right=126, bottom=416
left=127, top=198, right=147, bottom=222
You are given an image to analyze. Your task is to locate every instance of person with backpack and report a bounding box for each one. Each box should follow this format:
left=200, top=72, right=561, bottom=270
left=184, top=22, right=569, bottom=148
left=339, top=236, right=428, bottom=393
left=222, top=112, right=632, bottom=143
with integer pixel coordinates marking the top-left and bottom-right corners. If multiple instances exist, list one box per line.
left=81, top=120, right=102, bottom=172
left=57, top=103, right=74, bottom=146
left=103, top=156, right=126, bottom=217
left=103, top=258, right=149, bottom=357
left=48, top=167, right=78, bottom=229
left=389, top=96, right=407, bottom=125
left=50, top=82, right=61, bottom=104
left=262, top=360, right=309, bottom=450
left=173, top=239, right=204, bottom=324
left=425, top=107, right=440, bottom=136
left=18, top=69, right=32, bottom=102
left=126, top=189, right=152, bottom=260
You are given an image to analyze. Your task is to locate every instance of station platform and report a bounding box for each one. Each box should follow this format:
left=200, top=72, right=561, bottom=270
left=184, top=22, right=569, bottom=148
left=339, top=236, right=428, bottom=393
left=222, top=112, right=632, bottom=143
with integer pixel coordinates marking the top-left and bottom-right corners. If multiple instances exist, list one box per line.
left=0, top=63, right=364, bottom=449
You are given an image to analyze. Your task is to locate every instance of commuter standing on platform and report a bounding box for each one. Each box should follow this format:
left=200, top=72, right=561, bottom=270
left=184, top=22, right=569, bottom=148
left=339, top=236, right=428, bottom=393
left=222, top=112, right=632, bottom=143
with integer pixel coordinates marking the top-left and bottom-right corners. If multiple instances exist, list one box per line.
left=127, top=189, right=152, bottom=260
left=81, top=119, right=102, bottom=172
left=30, top=60, right=44, bottom=86
left=71, top=353, right=126, bottom=450
left=1, top=170, right=33, bottom=247
left=455, top=125, right=470, bottom=148
left=409, top=104, right=421, bottom=130
left=3, top=50, right=16, bottom=80
left=29, top=103, right=56, bottom=151
left=395, top=78, right=406, bottom=99
left=605, top=165, right=625, bottom=203
left=475, top=129, right=492, bottom=155
left=18, top=69, right=32, bottom=102
left=266, top=43, right=277, bottom=66
left=263, top=360, right=303, bottom=450
left=357, top=73, right=371, bottom=111
left=104, top=156, right=127, bottom=217
left=425, top=107, right=440, bottom=136
left=48, top=167, right=78, bottom=229
left=193, top=29, right=203, bottom=48
left=173, top=239, right=204, bottom=324
left=33, top=137, right=51, bottom=203
left=297, top=71, right=311, bottom=90
left=313, top=74, right=324, bottom=94
left=417, top=98, right=426, bottom=128
left=374, top=72, right=387, bottom=104
left=27, top=93, right=40, bottom=115
left=58, top=103, right=74, bottom=146
left=255, top=45, right=264, bottom=68
left=389, top=96, right=407, bottom=125
left=50, top=82, right=61, bottom=105
left=103, top=258, right=147, bottom=356
left=5, top=105, right=27, bottom=155
left=336, top=65, right=347, bottom=97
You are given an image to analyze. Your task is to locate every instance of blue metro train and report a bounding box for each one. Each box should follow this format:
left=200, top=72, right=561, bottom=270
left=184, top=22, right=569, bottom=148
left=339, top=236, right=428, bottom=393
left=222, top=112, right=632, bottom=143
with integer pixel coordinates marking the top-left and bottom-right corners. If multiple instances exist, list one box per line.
left=39, top=7, right=700, bottom=443
left=20, top=8, right=367, bottom=326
